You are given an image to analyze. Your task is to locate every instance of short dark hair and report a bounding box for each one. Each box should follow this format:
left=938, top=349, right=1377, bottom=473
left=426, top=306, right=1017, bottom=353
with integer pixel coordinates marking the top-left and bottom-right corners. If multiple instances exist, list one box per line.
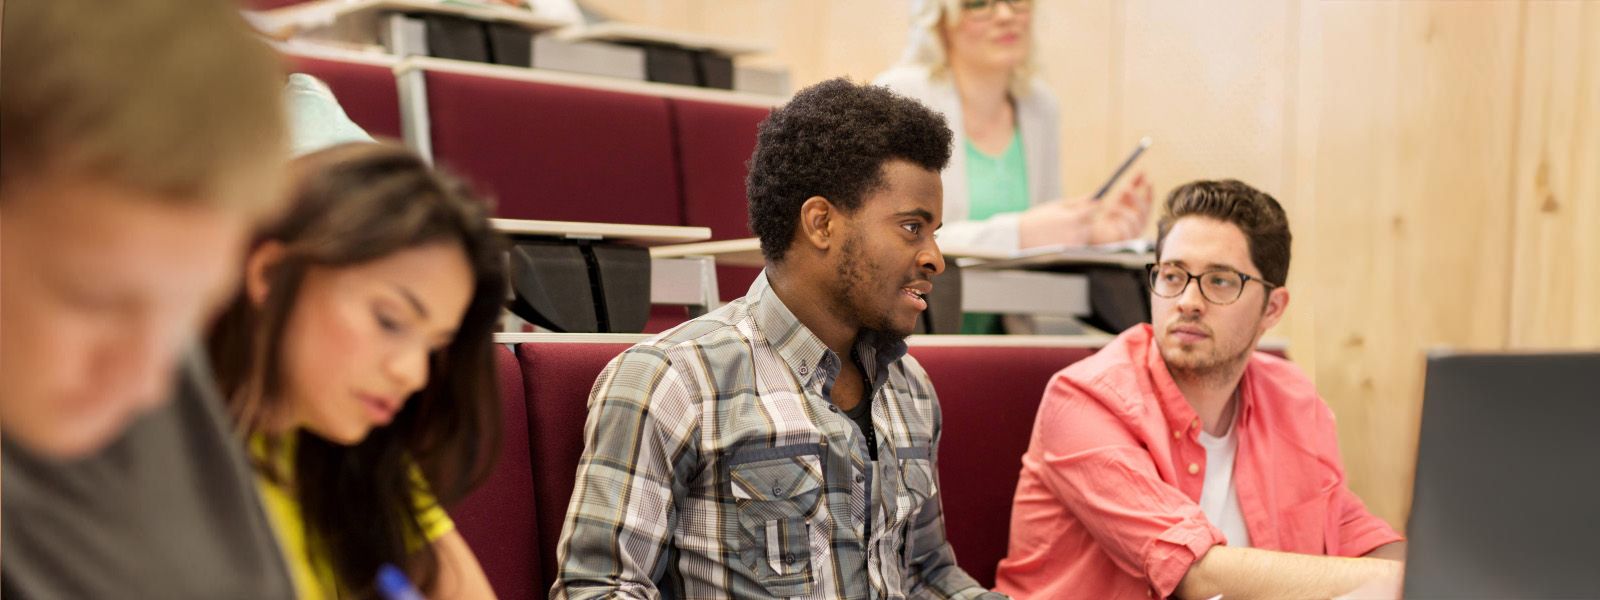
left=746, top=78, right=952, bottom=262
left=1156, top=179, right=1292, bottom=286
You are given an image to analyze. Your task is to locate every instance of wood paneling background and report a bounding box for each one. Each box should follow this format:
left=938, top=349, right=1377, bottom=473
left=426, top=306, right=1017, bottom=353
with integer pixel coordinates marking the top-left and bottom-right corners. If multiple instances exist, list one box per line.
left=584, top=0, right=1600, bottom=529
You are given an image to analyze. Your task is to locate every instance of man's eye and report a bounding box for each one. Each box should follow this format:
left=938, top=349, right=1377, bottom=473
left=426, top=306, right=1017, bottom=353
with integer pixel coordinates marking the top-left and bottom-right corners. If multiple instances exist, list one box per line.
left=903, top=223, right=921, bottom=235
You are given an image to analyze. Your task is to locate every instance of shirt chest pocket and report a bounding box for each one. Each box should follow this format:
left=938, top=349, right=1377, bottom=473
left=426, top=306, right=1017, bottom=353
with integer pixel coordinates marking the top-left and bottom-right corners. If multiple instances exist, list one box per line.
left=893, top=446, right=938, bottom=529
left=728, top=447, right=824, bottom=598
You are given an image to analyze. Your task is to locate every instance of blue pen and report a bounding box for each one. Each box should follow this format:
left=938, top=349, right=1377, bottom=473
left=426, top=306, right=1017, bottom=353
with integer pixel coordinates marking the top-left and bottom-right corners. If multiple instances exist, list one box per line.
left=375, top=563, right=426, bottom=600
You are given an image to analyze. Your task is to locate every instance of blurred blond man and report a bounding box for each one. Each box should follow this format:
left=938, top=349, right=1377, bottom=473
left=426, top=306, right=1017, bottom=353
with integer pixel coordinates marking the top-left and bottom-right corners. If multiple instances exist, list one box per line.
left=2, top=0, right=296, bottom=596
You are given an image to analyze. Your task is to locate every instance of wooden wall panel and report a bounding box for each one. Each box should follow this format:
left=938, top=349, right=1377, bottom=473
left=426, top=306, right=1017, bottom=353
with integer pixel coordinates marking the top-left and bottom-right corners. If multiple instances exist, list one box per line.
left=1117, top=0, right=1295, bottom=197
left=1509, top=1, right=1600, bottom=349
left=1299, top=0, right=1524, bottom=526
left=1030, top=0, right=1120, bottom=195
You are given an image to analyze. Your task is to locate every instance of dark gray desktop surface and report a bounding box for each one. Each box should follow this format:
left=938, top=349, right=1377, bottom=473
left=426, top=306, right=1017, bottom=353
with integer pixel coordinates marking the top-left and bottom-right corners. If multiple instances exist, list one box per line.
left=1403, top=352, right=1600, bottom=599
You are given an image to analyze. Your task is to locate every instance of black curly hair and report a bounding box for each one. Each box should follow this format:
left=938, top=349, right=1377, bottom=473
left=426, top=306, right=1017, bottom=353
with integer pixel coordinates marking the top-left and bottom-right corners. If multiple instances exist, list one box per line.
left=746, top=78, right=953, bottom=262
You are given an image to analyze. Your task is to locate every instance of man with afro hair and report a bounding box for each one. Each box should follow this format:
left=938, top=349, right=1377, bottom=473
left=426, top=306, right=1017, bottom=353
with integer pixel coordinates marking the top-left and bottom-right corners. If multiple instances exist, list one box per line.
left=552, top=78, right=1007, bottom=599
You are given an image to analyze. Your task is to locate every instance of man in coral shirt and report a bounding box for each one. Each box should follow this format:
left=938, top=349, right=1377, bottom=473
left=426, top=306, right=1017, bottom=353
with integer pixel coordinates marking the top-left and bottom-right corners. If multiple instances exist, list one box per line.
left=994, top=180, right=1406, bottom=600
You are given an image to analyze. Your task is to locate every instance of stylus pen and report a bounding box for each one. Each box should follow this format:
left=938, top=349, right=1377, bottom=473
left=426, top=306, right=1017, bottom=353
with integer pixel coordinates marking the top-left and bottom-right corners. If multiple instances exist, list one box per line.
left=1092, top=136, right=1152, bottom=201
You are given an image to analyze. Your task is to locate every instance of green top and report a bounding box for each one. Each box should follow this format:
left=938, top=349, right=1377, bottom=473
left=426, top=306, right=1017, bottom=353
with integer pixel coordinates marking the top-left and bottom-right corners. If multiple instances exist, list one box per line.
left=963, top=133, right=1031, bottom=221
left=962, top=133, right=1030, bottom=334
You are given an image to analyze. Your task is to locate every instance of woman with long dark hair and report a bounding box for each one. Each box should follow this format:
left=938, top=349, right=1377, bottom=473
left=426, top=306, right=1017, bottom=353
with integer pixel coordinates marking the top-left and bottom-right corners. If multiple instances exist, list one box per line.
left=208, top=142, right=506, bottom=599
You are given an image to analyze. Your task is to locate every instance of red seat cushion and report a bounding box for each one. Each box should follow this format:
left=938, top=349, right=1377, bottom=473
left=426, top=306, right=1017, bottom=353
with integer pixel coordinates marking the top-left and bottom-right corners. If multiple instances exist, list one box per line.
left=283, top=55, right=403, bottom=141
left=715, top=265, right=762, bottom=303
left=425, top=71, right=682, bottom=225
left=451, top=344, right=542, bottom=599
left=906, top=344, right=1099, bottom=588
left=518, top=341, right=634, bottom=590
left=670, top=98, right=769, bottom=241
left=670, top=99, right=770, bottom=300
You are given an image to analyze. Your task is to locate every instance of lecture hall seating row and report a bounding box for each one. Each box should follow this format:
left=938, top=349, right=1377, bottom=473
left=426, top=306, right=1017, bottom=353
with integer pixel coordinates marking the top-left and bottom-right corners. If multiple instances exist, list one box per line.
left=452, top=337, right=1103, bottom=599
left=282, top=47, right=768, bottom=305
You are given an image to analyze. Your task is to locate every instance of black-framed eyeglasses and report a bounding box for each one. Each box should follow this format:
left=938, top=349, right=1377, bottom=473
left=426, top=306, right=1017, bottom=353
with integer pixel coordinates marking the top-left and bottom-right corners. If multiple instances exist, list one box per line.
left=1146, top=263, right=1280, bottom=305
left=960, top=0, right=1031, bottom=20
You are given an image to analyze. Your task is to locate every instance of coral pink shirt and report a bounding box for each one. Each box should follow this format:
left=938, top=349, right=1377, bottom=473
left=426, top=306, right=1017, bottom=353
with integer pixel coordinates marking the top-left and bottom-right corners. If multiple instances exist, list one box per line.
left=993, top=325, right=1402, bottom=599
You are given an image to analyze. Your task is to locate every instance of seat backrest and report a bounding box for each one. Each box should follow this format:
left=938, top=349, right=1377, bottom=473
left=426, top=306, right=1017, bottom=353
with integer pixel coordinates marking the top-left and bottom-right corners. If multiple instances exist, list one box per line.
left=669, top=98, right=771, bottom=301
left=451, top=344, right=542, bottom=599
left=283, top=54, right=404, bottom=141
left=670, top=98, right=768, bottom=241
left=905, top=343, right=1100, bottom=589
left=423, top=69, right=682, bottom=225
left=518, top=341, right=634, bottom=591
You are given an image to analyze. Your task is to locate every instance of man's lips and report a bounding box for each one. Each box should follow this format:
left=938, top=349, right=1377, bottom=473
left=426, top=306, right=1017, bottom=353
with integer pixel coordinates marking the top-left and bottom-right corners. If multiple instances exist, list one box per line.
left=1169, top=324, right=1210, bottom=343
left=901, top=281, right=932, bottom=311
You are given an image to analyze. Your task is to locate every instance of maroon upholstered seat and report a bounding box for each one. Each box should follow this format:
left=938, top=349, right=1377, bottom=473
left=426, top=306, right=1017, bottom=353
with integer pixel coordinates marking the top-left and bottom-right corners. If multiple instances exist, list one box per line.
left=283, top=54, right=404, bottom=141
left=670, top=98, right=767, bottom=241
left=517, top=341, right=634, bottom=591
left=423, top=70, right=682, bottom=225
left=670, top=98, right=771, bottom=301
left=906, top=344, right=1101, bottom=589
left=451, top=344, right=542, bottom=599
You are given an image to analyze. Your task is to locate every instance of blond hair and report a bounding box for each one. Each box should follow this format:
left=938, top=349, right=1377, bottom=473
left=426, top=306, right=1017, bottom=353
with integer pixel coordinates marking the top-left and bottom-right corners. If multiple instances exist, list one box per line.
left=1, top=0, right=289, bottom=214
left=900, top=0, right=1040, bottom=98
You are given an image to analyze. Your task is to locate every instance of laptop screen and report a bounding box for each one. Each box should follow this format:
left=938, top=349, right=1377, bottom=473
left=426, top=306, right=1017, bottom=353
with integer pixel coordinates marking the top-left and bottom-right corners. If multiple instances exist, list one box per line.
left=1404, top=351, right=1600, bottom=598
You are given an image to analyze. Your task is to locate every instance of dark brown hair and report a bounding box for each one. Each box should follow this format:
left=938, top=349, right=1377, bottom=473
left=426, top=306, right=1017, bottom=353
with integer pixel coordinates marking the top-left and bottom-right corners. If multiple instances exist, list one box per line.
left=1156, top=179, right=1292, bottom=287
left=207, top=142, right=506, bottom=598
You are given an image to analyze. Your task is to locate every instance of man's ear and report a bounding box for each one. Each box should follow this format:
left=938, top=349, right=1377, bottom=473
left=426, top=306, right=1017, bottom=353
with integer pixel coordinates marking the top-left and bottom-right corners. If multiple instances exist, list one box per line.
left=1258, top=286, right=1290, bottom=334
left=243, top=241, right=287, bottom=307
left=797, top=196, right=838, bottom=254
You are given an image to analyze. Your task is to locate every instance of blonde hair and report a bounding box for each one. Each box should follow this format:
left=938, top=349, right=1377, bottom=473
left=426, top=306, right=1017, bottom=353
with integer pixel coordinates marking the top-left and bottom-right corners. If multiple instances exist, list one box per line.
left=1, top=0, right=289, bottom=215
left=900, top=0, right=1040, bottom=98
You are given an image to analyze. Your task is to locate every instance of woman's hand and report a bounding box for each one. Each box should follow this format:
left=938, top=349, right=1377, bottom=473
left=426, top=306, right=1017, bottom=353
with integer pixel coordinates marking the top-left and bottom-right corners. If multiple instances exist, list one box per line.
left=1018, top=196, right=1096, bottom=248
left=1018, top=172, right=1154, bottom=249
left=1088, top=171, right=1154, bottom=245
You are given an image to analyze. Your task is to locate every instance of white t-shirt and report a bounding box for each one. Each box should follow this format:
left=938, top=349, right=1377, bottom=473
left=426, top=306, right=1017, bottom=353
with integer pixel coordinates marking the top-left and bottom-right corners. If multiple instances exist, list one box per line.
left=1197, top=414, right=1252, bottom=548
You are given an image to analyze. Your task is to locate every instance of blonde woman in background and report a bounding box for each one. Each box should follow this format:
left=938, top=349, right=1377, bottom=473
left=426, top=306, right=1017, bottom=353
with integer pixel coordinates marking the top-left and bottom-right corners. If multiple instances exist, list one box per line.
left=874, top=0, right=1152, bottom=254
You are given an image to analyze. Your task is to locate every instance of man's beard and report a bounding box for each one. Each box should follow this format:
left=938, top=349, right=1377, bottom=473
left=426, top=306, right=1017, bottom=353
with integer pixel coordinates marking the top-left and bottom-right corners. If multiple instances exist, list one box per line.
left=1162, top=319, right=1257, bottom=385
left=829, top=235, right=910, bottom=343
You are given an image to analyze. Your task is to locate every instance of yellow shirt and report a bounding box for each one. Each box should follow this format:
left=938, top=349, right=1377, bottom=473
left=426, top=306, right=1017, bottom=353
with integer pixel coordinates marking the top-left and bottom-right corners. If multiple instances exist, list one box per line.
left=252, top=434, right=455, bottom=600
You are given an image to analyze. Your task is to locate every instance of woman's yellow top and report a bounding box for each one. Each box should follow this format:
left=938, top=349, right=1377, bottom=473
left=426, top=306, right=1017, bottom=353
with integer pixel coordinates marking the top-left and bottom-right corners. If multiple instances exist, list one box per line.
left=252, top=434, right=455, bottom=600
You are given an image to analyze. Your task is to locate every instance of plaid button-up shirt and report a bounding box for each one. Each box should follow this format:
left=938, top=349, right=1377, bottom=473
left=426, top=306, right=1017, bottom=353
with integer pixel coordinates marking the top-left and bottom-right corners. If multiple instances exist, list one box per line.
left=551, top=272, right=1004, bottom=599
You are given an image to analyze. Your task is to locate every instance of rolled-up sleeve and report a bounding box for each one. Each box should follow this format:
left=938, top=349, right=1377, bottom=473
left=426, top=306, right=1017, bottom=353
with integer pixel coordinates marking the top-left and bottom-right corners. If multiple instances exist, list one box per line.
left=1318, top=424, right=1403, bottom=557
left=1028, top=379, right=1225, bottom=598
left=1333, top=485, right=1404, bottom=557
